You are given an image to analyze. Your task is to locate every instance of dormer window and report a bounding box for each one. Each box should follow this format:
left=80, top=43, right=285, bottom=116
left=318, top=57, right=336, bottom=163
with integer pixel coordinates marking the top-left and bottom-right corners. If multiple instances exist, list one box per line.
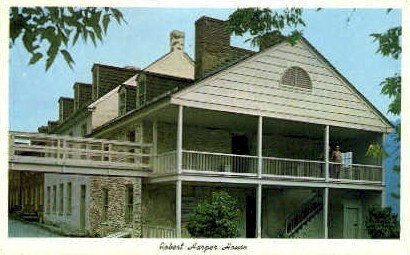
left=281, top=66, right=312, bottom=90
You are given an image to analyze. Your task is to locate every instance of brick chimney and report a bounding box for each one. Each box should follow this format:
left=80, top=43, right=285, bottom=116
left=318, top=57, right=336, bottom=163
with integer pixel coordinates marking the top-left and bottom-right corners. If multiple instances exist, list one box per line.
left=170, top=30, right=185, bottom=52
left=58, top=97, right=74, bottom=123
left=194, top=16, right=232, bottom=79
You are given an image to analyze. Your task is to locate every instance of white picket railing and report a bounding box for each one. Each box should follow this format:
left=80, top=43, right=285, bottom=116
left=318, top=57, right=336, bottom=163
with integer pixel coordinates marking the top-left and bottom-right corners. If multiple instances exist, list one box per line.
left=152, top=151, right=178, bottom=175
left=263, top=157, right=325, bottom=179
left=142, top=225, right=190, bottom=238
left=182, top=150, right=258, bottom=175
left=329, top=162, right=382, bottom=182
left=9, top=131, right=152, bottom=170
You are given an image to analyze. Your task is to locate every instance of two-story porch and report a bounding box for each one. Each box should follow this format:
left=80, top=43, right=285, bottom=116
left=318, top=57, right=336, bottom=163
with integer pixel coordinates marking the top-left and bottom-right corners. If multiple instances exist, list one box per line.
left=104, top=104, right=385, bottom=238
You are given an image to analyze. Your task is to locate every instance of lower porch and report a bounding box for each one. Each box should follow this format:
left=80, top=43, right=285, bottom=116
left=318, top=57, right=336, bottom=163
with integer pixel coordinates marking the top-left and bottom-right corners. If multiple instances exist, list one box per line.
left=141, top=182, right=382, bottom=239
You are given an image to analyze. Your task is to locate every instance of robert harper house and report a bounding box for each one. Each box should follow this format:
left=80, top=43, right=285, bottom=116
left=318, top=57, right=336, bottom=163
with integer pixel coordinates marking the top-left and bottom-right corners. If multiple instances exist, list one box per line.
left=8, top=16, right=393, bottom=238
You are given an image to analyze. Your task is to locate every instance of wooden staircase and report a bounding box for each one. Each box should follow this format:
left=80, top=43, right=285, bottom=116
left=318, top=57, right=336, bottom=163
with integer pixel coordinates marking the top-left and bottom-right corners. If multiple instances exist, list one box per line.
left=284, top=193, right=323, bottom=238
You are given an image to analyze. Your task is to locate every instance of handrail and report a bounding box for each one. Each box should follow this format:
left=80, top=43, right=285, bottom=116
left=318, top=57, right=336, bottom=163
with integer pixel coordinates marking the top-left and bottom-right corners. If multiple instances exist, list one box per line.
left=10, top=131, right=153, bottom=147
left=285, top=194, right=323, bottom=237
left=182, top=150, right=259, bottom=158
left=329, top=162, right=382, bottom=169
left=262, top=156, right=325, bottom=164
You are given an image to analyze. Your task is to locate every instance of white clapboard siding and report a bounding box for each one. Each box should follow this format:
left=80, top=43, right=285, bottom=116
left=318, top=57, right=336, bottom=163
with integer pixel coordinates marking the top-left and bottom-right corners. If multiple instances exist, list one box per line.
left=172, top=40, right=391, bottom=132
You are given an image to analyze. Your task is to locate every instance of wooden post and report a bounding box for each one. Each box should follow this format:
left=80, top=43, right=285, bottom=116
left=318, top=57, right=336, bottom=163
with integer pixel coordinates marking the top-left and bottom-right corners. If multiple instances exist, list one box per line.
left=381, top=133, right=386, bottom=207
left=62, top=140, right=67, bottom=160
left=257, top=116, right=263, bottom=177
left=323, top=187, right=329, bottom=239
left=152, top=120, right=158, bottom=170
left=176, top=180, right=182, bottom=238
left=256, top=183, right=262, bottom=238
left=9, top=133, right=14, bottom=157
left=177, top=105, right=183, bottom=174
left=57, top=139, right=61, bottom=160
left=108, top=143, right=113, bottom=162
left=324, top=125, right=330, bottom=181
left=153, top=120, right=158, bottom=155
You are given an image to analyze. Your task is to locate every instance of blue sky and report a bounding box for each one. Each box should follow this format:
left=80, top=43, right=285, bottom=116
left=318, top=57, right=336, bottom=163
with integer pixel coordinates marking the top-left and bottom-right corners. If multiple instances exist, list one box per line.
left=9, top=8, right=401, bottom=132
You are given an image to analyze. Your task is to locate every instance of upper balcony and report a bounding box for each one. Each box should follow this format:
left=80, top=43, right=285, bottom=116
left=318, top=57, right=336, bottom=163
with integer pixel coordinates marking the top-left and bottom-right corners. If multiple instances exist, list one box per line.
left=148, top=105, right=384, bottom=187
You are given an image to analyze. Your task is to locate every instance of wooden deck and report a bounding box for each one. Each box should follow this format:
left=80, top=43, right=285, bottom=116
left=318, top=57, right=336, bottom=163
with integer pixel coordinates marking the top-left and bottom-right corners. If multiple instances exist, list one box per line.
left=9, top=132, right=153, bottom=177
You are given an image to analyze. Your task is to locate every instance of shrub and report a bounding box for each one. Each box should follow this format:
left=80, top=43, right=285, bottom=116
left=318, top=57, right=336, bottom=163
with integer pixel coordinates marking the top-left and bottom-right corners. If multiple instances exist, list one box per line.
left=186, top=191, right=240, bottom=238
left=365, top=206, right=400, bottom=239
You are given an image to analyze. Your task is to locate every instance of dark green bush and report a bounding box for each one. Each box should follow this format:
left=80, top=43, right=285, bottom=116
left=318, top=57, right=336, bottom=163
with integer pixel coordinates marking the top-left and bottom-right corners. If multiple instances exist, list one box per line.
left=186, top=191, right=240, bottom=238
left=365, top=206, right=400, bottom=239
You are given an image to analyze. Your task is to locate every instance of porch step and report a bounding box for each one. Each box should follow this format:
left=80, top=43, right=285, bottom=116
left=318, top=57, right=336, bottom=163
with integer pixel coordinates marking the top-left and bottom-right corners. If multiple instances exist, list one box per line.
left=21, top=212, right=39, bottom=222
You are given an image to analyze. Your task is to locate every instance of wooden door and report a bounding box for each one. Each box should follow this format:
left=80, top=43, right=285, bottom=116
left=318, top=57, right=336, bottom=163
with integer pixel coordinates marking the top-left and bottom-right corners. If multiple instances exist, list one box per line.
left=345, top=207, right=359, bottom=238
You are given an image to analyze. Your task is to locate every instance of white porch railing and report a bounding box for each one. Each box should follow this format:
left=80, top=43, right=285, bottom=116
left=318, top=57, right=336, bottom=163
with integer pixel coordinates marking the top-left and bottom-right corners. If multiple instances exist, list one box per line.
left=142, top=225, right=190, bottom=238
left=9, top=131, right=152, bottom=170
left=152, top=150, right=382, bottom=183
left=263, top=157, right=325, bottom=179
left=182, top=150, right=258, bottom=175
left=152, top=151, right=178, bottom=175
left=329, top=163, right=382, bottom=182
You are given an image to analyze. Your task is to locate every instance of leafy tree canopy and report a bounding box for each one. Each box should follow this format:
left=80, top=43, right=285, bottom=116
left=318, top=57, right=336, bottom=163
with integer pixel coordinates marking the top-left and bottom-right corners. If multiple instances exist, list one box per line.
left=9, top=7, right=125, bottom=70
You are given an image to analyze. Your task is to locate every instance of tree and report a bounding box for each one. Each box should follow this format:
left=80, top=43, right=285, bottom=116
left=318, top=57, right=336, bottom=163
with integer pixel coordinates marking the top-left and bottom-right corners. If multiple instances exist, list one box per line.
left=365, top=206, right=400, bottom=238
left=228, top=8, right=401, bottom=198
left=186, top=191, right=240, bottom=238
left=9, top=7, right=125, bottom=70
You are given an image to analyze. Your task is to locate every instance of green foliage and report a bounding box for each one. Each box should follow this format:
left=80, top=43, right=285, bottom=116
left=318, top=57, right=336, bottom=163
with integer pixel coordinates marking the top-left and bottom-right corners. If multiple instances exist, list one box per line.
left=9, top=7, right=125, bottom=70
left=365, top=206, right=400, bottom=239
left=380, top=74, right=401, bottom=116
left=186, top=191, right=240, bottom=238
left=226, top=8, right=305, bottom=49
left=366, top=142, right=386, bottom=160
left=371, top=26, right=401, bottom=60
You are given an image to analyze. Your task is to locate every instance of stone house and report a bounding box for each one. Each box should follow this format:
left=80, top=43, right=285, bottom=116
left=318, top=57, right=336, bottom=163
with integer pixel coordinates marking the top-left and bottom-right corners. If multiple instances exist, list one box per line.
left=9, top=16, right=393, bottom=238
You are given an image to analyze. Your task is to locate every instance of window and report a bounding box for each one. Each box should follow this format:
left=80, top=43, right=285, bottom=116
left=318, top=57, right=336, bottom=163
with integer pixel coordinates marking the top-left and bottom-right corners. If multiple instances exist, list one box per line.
left=125, top=185, right=133, bottom=224
left=47, top=186, right=51, bottom=213
left=58, top=184, right=64, bottom=215
left=102, top=188, right=109, bottom=221
left=281, top=66, right=312, bottom=89
left=137, top=75, right=146, bottom=107
left=52, top=185, right=57, bottom=214
left=66, top=182, right=72, bottom=215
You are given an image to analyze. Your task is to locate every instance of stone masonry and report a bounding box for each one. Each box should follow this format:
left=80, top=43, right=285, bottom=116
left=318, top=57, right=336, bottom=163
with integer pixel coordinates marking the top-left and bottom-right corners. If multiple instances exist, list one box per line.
left=88, top=176, right=142, bottom=237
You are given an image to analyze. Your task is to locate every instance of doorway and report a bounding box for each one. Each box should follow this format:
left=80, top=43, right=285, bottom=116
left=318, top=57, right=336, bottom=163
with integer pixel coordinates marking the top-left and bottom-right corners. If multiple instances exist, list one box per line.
left=344, top=207, right=359, bottom=238
left=246, top=195, right=256, bottom=238
left=231, top=134, right=249, bottom=173
left=80, top=185, right=86, bottom=232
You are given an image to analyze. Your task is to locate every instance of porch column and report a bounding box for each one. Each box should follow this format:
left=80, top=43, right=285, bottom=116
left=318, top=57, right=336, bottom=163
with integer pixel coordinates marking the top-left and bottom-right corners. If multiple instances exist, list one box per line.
left=152, top=120, right=158, bottom=155
left=176, top=180, right=182, bottom=238
left=152, top=120, right=158, bottom=170
left=324, top=125, right=330, bottom=181
left=323, top=187, right=329, bottom=239
left=177, top=105, right=183, bottom=174
left=381, top=133, right=386, bottom=207
left=257, top=116, right=263, bottom=177
left=256, top=183, right=262, bottom=238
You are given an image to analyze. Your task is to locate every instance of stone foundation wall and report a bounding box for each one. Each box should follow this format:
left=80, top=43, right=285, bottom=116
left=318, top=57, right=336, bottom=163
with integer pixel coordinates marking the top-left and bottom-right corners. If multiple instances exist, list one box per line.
left=88, top=176, right=142, bottom=237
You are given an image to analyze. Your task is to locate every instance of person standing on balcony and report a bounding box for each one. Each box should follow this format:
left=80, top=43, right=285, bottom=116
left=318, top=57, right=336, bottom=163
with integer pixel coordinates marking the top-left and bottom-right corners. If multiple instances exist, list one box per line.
left=331, top=146, right=342, bottom=163
left=331, top=145, right=342, bottom=178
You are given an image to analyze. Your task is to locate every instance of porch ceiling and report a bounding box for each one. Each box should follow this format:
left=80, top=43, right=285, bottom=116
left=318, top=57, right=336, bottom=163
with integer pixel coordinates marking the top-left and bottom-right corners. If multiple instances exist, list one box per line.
left=144, top=105, right=380, bottom=139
